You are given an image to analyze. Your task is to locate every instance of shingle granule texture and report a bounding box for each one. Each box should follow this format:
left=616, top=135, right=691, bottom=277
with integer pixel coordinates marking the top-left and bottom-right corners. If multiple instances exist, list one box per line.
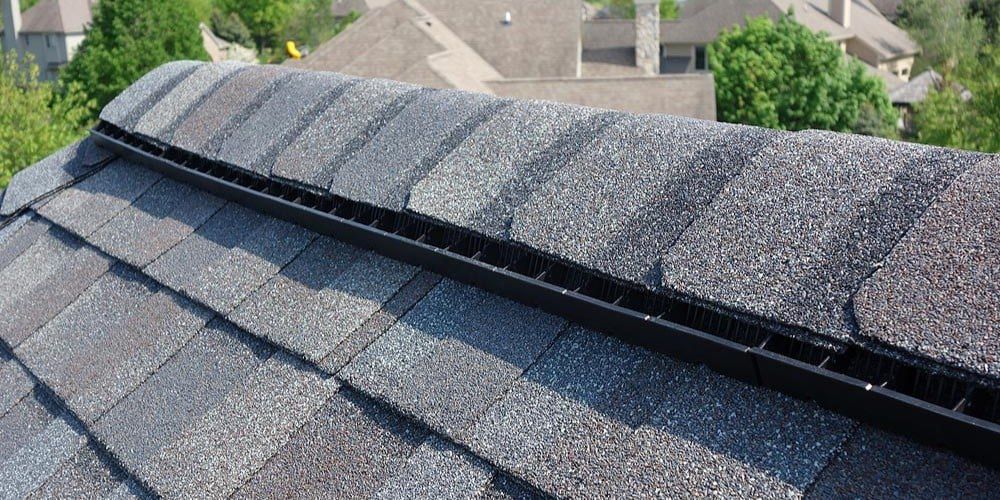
left=342, top=279, right=565, bottom=438
left=145, top=202, right=315, bottom=313
left=512, top=116, right=778, bottom=288
left=0, top=138, right=111, bottom=216
left=38, top=160, right=162, bottom=239
left=15, top=266, right=211, bottom=424
left=329, top=89, right=507, bottom=210
left=0, top=389, right=56, bottom=464
left=144, top=352, right=336, bottom=499
left=90, top=177, right=225, bottom=268
left=476, top=474, right=545, bottom=500
left=0, top=412, right=87, bottom=499
left=0, top=353, right=34, bottom=417
left=94, top=321, right=271, bottom=476
left=467, top=327, right=852, bottom=498
left=132, top=61, right=247, bottom=144
left=661, top=131, right=984, bottom=341
left=27, top=443, right=127, bottom=500
left=808, top=425, right=1000, bottom=498
left=171, top=64, right=293, bottom=156
left=0, top=213, right=41, bottom=269
left=374, top=436, right=494, bottom=499
left=99, top=61, right=201, bottom=130
left=271, top=78, right=422, bottom=189
left=215, top=71, right=357, bottom=175
left=236, top=388, right=427, bottom=499
left=853, top=158, right=1000, bottom=377
left=407, top=100, right=612, bottom=240
left=229, top=236, right=417, bottom=363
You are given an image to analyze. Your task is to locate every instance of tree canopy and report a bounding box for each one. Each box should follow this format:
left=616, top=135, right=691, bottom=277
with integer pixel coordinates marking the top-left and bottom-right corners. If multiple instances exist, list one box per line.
left=708, top=14, right=896, bottom=134
left=59, top=0, right=208, bottom=117
left=900, top=0, right=986, bottom=78
left=587, top=0, right=680, bottom=20
left=1, top=52, right=92, bottom=188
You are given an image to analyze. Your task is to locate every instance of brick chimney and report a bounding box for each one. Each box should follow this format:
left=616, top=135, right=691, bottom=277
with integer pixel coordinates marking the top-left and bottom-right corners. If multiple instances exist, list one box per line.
left=831, top=0, right=851, bottom=28
left=634, top=0, right=659, bottom=75
left=2, top=0, right=22, bottom=55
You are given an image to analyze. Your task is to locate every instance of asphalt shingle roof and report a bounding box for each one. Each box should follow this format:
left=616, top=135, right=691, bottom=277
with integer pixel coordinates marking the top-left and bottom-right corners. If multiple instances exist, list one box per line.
left=0, top=61, right=996, bottom=497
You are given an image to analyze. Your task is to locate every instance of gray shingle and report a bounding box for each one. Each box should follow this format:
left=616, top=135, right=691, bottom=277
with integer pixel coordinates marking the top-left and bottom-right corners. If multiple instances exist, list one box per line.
left=27, top=443, right=126, bottom=500
left=407, top=100, right=610, bottom=240
left=0, top=354, right=33, bottom=418
left=144, top=352, right=336, bottom=499
left=0, top=233, right=111, bottom=348
left=319, top=270, right=442, bottom=373
left=0, top=412, right=87, bottom=499
left=132, top=61, right=247, bottom=144
left=0, top=389, right=56, bottom=465
left=661, top=131, right=983, bottom=341
left=171, top=65, right=293, bottom=156
left=511, top=116, right=777, bottom=287
left=0, top=139, right=112, bottom=216
left=375, top=436, right=494, bottom=500
left=854, top=158, right=1000, bottom=377
left=146, top=202, right=314, bottom=313
left=342, top=279, right=565, bottom=438
left=90, top=177, right=224, bottom=268
left=229, top=236, right=417, bottom=363
left=215, top=71, right=357, bottom=175
left=467, top=327, right=852, bottom=497
left=99, top=61, right=202, bottom=130
left=476, top=475, right=545, bottom=500
left=15, top=267, right=210, bottom=424
left=104, top=480, right=148, bottom=500
left=329, top=89, right=506, bottom=210
left=235, top=388, right=427, bottom=499
left=94, top=320, right=271, bottom=475
left=807, top=425, right=1000, bottom=499
left=271, top=78, right=422, bottom=188
left=0, top=214, right=47, bottom=270
left=38, top=160, right=162, bottom=238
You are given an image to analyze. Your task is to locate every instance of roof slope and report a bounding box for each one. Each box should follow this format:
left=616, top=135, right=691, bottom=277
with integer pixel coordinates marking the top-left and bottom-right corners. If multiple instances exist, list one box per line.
left=18, top=0, right=93, bottom=34
left=0, top=62, right=997, bottom=497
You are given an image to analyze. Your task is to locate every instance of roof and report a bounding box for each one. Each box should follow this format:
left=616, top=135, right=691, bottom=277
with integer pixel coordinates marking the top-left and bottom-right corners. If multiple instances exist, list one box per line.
left=292, top=0, right=717, bottom=119
left=18, top=0, right=93, bottom=34
left=889, top=69, right=973, bottom=105
left=0, top=61, right=997, bottom=497
left=585, top=0, right=919, bottom=62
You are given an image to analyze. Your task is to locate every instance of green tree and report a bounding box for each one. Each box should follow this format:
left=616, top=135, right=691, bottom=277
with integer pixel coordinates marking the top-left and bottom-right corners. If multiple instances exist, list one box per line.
left=60, top=0, right=207, bottom=118
left=211, top=9, right=254, bottom=47
left=215, top=0, right=295, bottom=50
left=1, top=52, right=93, bottom=187
left=913, top=46, right=999, bottom=152
left=969, top=0, right=1000, bottom=42
left=589, top=0, right=680, bottom=19
left=899, top=0, right=986, bottom=79
left=709, top=14, right=896, bottom=133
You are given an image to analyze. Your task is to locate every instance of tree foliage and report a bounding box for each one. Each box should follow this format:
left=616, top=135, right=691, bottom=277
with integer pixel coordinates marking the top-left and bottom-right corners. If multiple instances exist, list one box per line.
left=1, top=52, right=92, bottom=187
left=969, top=0, right=1000, bottom=42
left=709, top=14, right=896, bottom=134
left=899, top=0, right=986, bottom=78
left=215, top=0, right=295, bottom=50
left=588, top=0, right=680, bottom=20
left=60, top=0, right=207, bottom=117
left=211, top=9, right=254, bottom=47
left=913, top=46, right=999, bottom=152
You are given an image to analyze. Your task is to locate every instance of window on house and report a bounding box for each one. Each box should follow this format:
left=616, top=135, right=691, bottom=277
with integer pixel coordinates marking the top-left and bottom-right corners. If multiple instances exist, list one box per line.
left=901, top=67, right=909, bottom=76
left=695, top=46, right=707, bottom=71
left=45, top=35, right=51, bottom=48
left=24, top=36, right=29, bottom=46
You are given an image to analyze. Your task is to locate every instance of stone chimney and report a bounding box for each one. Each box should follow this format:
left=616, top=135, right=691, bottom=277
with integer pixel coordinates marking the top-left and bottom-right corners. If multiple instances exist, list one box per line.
left=831, top=0, right=851, bottom=28
left=634, top=0, right=659, bottom=75
left=2, top=0, right=22, bottom=55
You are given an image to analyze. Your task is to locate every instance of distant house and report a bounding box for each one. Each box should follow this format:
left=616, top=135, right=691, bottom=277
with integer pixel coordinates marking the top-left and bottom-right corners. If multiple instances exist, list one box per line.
left=200, top=23, right=257, bottom=64
left=1, top=0, right=93, bottom=80
left=586, top=0, right=920, bottom=87
left=293, top=0, right=717, bottom=120
left=889, top=69, right=973, bottom=133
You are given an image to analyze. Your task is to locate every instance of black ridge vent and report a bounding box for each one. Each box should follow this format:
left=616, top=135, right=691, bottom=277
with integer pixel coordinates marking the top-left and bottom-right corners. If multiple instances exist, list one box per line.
left=91, top=122, right=1000, bottom=467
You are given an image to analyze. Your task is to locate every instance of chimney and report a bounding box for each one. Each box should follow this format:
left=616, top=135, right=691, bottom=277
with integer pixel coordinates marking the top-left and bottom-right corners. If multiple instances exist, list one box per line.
left=2, top=0, right=22, bottom=55
left=634, top=0, right=659, bottom=75
left=831, top=0, right=851, bottom=28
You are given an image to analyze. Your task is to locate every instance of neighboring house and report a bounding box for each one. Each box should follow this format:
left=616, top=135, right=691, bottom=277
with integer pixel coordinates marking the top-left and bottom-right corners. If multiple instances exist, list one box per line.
left=586, top=0, right=919, bottom=86
left=1, top=0, right=93, bottom=80
left=200, top=22, right=257, bottom=64
left=294, top=0, right=717, bottom=120
left=890, top=69, right=973, bottom=133
left=0, top=61, right=997, bottom=497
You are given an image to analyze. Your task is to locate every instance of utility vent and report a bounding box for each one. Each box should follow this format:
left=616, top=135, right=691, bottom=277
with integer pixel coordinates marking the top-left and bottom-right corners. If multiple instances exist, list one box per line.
left=91, top=121, right=1000, bottom=467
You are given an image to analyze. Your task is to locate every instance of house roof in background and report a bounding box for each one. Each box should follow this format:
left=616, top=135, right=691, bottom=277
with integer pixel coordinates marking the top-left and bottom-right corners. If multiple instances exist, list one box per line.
left=18, top=0, right=93, bottom=34
left=0, top=61, right=997, bottom=497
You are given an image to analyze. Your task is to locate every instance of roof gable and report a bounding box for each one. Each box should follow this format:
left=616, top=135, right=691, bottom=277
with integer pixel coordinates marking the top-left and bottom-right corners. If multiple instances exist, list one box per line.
left=19, top=0, right=93, bottom=34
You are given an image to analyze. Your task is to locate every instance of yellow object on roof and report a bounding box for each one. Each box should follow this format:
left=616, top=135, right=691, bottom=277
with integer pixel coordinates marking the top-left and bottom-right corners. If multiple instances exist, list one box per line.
left=286, top=41, right=302, bottom=60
